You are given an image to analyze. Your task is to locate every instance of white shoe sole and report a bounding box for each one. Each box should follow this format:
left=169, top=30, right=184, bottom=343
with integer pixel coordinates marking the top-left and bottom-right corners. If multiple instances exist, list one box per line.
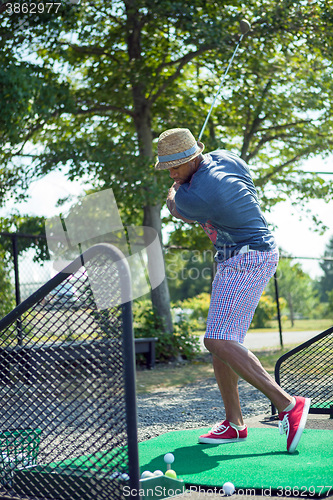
left=288, top=398, right=311, bottom=453
left=198, top=437, right=247, bottom=444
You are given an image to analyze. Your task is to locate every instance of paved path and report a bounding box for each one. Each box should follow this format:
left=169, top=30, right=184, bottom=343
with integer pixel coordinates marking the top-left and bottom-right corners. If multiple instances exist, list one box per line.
left=199, top=330, right=321, bottom=352
left=243, top=329, right=321, bottom=350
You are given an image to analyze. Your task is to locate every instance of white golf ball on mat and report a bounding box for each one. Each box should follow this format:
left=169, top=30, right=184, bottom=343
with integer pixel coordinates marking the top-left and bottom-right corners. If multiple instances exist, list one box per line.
left=120, top=473, right=130, bottom=481
left=223, top=482, right=235, bottom=496
left=141, top=470, right=154, bottom=479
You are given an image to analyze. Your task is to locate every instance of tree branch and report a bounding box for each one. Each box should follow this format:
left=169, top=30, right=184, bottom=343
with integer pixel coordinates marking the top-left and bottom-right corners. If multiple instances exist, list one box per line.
left=12, top=102, right=134, bottom=158
left=149, top=46, right=211, bottom=104
left=73, top=104, right=134, bottom=118
left=241, top=80, right=272, bottom=159
left=57, top=42, right=124, bottom=66
left=0, top=1, right=11, bottom=14
left=256, top=155, right=302, bottom=186
left=256, top=119, right=313, bottom=134
left=247, top=133, right=292, bottom=162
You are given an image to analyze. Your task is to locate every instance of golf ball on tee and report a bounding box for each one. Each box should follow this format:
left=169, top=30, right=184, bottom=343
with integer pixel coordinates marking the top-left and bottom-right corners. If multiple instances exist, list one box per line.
left=164, top=453, right=175, bottom=464
left=223, top=482, right=235, bottom=496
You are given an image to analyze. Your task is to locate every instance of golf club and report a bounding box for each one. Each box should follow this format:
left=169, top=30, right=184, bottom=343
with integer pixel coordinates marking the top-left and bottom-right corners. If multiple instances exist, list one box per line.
left=198, top=19, right=251, bottom=142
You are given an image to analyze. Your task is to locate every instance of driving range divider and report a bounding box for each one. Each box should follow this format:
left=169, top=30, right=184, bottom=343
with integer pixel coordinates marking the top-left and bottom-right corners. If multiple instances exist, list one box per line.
left=272, top=325, right=333, bottom=417
left=0, top=243, right=142, bottom=499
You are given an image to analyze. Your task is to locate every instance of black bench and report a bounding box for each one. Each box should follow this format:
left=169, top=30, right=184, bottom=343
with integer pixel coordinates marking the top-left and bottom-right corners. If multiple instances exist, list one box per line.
left=0, top=337, right=158, bottom=383
left=134, top=337, right=158, bottom=369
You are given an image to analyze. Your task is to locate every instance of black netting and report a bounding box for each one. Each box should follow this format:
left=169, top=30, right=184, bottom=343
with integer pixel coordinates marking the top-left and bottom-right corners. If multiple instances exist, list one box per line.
left=0, top=244, right=139, bottom=499
left=275, top=327, right=333, bottom=416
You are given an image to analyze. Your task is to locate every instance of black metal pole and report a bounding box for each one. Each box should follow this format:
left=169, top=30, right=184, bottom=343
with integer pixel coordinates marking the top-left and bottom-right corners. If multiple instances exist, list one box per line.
left=12, top=234, right=23, bottom=345
left=12, top=234, right=21, bottom=307
left=274, top=272, right=283, bottom=348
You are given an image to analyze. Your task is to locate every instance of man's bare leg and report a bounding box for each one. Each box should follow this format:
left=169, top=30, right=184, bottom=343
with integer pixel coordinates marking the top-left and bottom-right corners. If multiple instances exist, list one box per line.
left=205, top=338, right=293, bottom=414
left=212, top=355, right=244, bottom=426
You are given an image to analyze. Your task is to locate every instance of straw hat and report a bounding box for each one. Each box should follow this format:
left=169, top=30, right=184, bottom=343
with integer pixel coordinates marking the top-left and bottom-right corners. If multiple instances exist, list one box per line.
left=155, top=128, right=204, bottom=170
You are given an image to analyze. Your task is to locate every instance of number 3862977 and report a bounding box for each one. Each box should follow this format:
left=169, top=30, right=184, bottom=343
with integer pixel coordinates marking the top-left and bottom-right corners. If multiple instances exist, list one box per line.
left=6, top=3, right=61, bottom=14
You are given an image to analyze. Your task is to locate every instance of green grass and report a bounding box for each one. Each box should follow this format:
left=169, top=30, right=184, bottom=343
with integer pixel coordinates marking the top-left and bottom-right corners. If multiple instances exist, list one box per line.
left=249, top=318, right=332, bottom=333
left=192, top=318, right=333, bottom=336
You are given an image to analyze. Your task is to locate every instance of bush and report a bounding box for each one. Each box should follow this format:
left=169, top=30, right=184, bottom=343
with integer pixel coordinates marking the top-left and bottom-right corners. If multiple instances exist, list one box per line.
left=250, top=292, right=286, bottom=329
left=133, top=300, right=201, bottom=363
left=173, top=292, right=211, bottom=328
left=326, top=290, right=333, bottom=319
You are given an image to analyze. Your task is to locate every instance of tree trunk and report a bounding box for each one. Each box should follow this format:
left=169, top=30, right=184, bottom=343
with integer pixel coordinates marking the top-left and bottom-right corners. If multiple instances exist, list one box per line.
left=126, top=0, right=173, bottom=334
left=143, top=204, right=173, bottom=334
left=288, top=292, right=294, bottom=327
left=134, top=114, right=173, bottom=334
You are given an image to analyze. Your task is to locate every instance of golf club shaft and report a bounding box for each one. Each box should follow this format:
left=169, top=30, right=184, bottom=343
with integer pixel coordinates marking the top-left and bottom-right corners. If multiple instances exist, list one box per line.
left=198, top=33, right=245, bottom=142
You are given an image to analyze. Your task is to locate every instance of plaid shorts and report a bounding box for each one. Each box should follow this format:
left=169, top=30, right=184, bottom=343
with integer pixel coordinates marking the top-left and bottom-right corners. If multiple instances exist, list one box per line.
left=205, top=249, right=279, bottom=344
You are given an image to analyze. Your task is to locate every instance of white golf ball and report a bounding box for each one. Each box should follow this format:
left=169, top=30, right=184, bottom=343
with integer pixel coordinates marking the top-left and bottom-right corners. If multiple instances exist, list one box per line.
left=120, top=473, right=130, bottom=481
left=141, top=470, right=154, bottom=479
left=163, top=453, right=175, bottom=464
left=223, top=482, right=235, bottom=496
left=109, top=471, right=120, bottom=479
left=153, top=470, right=164, bottom=476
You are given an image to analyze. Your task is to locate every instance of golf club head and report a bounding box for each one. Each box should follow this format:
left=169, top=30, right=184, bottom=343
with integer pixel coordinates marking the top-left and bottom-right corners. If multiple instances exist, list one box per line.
left=240, top=19, right=251, bottom=35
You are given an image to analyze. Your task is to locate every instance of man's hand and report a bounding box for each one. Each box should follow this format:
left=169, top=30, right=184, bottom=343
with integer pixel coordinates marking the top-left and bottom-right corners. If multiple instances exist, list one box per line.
left=166, top=183, right=195, bottom=223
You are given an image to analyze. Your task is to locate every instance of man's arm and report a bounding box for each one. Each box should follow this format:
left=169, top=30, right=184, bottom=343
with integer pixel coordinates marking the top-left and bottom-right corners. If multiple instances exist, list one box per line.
left=166, top=183, right=195, bottom=223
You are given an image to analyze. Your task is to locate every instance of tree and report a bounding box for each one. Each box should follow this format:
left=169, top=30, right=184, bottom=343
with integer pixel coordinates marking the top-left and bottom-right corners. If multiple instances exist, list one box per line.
left=0, top=215, right=48, bottom=263
left=317, top=235, right=333, bottom=301
left=165, top=248, right=214, bottom=301
left=267, top=257, right=319, bottom=326
left=2, top=0, right=333, bottom=332
left=0, top=249, right=15, bottom=319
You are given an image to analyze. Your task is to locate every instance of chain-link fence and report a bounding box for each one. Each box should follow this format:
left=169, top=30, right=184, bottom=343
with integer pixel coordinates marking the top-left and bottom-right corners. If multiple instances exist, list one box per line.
left=0, top=232, right=52, bottom=309
left=0, top=244, right=139, bottom=499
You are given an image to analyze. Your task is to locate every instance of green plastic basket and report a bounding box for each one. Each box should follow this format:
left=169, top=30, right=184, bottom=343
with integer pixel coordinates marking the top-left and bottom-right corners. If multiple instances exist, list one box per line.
left=0, top=428, right=42, bottom=485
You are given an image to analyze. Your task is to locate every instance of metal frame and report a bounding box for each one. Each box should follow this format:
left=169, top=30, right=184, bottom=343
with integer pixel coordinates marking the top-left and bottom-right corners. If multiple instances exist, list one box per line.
left=272, top=325, right=333, bottom=417
left=0, top=243, right=140, bottom=498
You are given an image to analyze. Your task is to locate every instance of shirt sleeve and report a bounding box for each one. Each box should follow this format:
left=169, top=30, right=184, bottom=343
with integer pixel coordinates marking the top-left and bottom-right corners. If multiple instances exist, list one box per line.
left=174, top=185, right=210, bottom=223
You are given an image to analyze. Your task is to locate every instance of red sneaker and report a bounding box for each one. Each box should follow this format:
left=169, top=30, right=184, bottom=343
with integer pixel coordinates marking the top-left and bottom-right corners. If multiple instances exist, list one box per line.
left=198, top=420, right=247, bottom=444
left=278, top=396, right=311, bottom=453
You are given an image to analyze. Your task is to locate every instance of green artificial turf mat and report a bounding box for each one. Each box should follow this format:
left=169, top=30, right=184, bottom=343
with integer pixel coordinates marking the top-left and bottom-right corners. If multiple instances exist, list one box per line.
left=138, top=427, right=333, bottom=495
left=311, top=401, right=333, bottom=409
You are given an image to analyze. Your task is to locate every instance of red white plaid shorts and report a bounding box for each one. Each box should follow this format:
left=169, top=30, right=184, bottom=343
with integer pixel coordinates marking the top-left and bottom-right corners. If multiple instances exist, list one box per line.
left=205, top=249, right=279, bottom=344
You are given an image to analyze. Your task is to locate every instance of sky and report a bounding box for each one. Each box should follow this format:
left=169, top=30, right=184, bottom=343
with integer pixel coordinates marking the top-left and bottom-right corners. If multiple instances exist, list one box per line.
left=1, top=157, right=332, bottom=283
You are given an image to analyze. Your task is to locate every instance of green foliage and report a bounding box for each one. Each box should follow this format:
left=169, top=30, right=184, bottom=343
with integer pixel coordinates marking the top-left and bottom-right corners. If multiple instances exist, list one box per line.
left=250, top=291, right=286, bottom=329
left=266, top=256, right=320, bottom=325
left=2, top=0, right=333, bottom=215
left=165, top=248, right=214, bottom=301
left=0, top=251, right=15, bottom=320
left=325, top=290, right=333, bottom=319
left=0, top=215, right=48, bottom=263
left=133, top=300, right=200, bottom=363
left=173, top=292, right=211, bottom=328
left=317, top=235, right=333, bottom=301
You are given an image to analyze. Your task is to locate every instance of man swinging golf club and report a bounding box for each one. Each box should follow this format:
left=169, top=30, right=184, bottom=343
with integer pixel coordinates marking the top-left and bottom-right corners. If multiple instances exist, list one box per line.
left=155, top=127, right=310, bottom=453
